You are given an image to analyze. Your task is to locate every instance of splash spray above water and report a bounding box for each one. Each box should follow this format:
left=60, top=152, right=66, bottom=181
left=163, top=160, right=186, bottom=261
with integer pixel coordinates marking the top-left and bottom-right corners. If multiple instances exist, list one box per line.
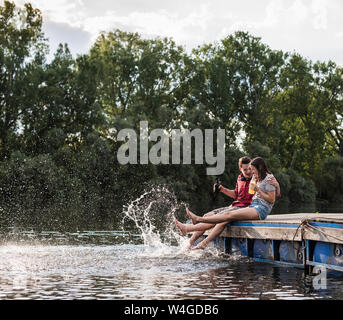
left=121, top=186, right=191, bottom=255
left=121, top=185, right=226, bottom=260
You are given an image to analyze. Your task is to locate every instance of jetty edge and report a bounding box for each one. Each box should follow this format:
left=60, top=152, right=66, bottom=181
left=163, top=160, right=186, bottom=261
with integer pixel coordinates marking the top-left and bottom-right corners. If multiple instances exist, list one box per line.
left=202, top=213, right=343, bottom=275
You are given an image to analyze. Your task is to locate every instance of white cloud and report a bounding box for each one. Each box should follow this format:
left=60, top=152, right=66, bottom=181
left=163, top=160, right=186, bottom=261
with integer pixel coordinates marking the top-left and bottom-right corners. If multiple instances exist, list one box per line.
left=11, top=0, right=343, bottom=65
left=79, top=4, right=216, bottom=45
left=311, top=0, right=328, bottom=30
left=290, top=0, right=309, bottom=22
left=16, top=0, right=85, bottom=25
left=264, top=0, right=283, bottom=27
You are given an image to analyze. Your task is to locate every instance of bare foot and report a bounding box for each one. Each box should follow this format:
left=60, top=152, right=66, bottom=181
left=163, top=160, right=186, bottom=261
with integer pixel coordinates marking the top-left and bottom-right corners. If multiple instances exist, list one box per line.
left=191, top=242, right=207, bottom=250
left=186, top=207, right=199, bottom=224
left=185, top=242, right=192, bottom=250
left=174, top=218, right=187, bottom=236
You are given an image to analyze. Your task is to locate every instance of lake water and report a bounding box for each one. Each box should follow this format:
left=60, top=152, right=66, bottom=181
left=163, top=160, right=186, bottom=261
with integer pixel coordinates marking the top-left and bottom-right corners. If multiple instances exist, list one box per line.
left=0, top=188, right=342, bottom=300
left=0, top=230, right=342, bottom=300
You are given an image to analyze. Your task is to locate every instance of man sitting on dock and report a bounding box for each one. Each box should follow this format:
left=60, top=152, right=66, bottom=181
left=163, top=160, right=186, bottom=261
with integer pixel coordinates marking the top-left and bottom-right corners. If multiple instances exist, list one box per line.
left=176, top=156, right=280, bottom=249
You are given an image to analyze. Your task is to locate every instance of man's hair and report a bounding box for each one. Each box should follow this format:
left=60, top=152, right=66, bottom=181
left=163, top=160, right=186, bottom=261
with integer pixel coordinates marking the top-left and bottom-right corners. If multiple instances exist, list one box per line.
left=238, top=156, right=251, bottom=168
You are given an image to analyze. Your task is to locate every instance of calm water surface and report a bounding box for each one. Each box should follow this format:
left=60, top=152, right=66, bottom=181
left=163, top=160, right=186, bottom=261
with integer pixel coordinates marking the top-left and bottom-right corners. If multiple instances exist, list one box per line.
left=0, top=229, right=342, bottom=300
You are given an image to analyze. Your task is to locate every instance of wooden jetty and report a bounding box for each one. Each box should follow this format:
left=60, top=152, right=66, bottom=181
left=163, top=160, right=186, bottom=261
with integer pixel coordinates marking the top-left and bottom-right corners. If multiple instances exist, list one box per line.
left=205, top=213, right=343, bottom=274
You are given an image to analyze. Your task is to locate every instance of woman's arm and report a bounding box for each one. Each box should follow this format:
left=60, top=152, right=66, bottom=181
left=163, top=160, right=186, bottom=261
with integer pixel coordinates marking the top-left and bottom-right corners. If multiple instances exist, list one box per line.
left=254, top=184, right=276, bottom=203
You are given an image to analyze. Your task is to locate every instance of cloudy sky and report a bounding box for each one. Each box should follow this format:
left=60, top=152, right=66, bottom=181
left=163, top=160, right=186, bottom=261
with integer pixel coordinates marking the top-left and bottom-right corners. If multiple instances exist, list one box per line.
left=14, top=0, right=343, bottom=65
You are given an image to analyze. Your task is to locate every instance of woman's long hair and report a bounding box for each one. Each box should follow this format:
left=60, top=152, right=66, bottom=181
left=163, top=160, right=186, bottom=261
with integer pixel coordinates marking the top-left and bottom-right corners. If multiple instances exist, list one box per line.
left=250, top=157, right=271, bottom=181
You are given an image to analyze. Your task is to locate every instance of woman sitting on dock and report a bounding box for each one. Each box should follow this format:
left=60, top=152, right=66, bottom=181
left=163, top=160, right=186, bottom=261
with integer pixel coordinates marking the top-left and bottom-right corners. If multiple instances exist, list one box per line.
left=174, top=157, right=276, bottom=249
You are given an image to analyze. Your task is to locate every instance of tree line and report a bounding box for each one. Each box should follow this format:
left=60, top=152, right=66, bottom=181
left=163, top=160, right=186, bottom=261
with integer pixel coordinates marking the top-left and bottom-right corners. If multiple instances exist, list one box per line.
left=0, top=1, right=342, bottom=230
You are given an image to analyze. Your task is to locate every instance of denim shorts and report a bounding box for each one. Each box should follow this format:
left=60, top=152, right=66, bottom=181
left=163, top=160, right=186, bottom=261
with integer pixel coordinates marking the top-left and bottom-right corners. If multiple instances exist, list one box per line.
left=249, top=200, right=270, bottom=220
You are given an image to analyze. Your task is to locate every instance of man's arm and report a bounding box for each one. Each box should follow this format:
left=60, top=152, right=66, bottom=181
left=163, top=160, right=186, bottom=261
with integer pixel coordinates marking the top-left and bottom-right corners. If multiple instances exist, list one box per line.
left=218, top=186, right=236, bottom=199
left=267, top=176, right=281, bottom=198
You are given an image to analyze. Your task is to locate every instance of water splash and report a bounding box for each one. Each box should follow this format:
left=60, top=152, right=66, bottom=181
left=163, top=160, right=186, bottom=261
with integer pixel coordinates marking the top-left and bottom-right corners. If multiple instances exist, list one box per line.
left=120, top=186, right=226, bottom=261
left=121, top=186, right=195, bottom=256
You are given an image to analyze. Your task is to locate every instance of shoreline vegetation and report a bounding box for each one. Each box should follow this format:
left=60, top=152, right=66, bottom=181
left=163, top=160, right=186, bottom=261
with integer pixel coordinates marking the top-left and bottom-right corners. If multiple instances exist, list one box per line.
left=1, top=1, right=343, bottom=230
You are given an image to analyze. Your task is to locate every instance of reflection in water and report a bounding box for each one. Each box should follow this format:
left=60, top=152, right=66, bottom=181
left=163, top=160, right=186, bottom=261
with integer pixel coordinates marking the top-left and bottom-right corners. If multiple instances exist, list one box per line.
left=1, top=188, right=342, bottom=300
left=0, top=231, right=342, bottom=300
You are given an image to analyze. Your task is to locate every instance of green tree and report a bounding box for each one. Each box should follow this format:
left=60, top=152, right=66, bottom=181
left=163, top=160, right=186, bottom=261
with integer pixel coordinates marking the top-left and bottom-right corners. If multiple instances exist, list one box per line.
left=0, top=1, right=47, bottom=158
left=89, top=29, right=188, bottom=131
left=313, top=62, right=343, bottom=157
left=220, top=31, right=286, bottom=144
left=184, top=42, right=241, bottom=143
left=271, top=55, right=338, bottom=176
left=0, top=151, right=84, bottom=229
left=315, top=156, right=343, bottom=202
left=20, top=44, right=104, bottom=155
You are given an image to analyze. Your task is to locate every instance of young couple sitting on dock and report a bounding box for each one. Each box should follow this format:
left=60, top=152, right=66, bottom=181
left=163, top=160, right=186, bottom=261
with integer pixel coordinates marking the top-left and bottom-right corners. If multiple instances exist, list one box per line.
left=174, top=156, right=281, bottom=250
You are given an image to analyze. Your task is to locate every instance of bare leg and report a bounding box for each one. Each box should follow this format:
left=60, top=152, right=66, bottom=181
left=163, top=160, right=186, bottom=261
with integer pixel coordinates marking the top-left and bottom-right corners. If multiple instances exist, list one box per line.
left=187, top=210, right=226, bottom=247
left=186, top=207, right=197, bottom=225
left=175, top=207, right=246, bottom=248
left=175, top=209, right=225, bottom=235
left=187, top=206, right=258, bottom=224
left=188, top=231, right=204, bottom=246
left=174, top=218, right=216, bottom=235
left=186, top=207, right=202, bottom=224
left=193, top=207, right=259, bottom=249
left=192, top=222, right=227, bottom=250
left=173, top=208, right=215, bottom=246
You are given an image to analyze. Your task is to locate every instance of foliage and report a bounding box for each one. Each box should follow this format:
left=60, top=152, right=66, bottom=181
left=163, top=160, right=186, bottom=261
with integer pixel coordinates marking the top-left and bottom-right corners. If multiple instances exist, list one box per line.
left=315, top=156, right=343, bottom=203
left=0, top=151, right=84, bottom=228
left=0, top=1, right=343, bottom=229
left=0, top=1, right=47, bottom=158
